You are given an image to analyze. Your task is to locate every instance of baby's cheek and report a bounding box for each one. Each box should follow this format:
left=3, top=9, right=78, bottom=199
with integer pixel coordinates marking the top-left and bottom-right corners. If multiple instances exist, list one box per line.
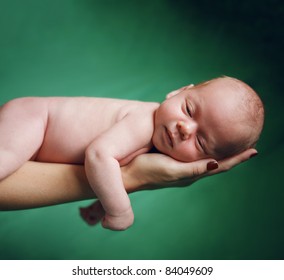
left=172, top=145, right=200, bottom=163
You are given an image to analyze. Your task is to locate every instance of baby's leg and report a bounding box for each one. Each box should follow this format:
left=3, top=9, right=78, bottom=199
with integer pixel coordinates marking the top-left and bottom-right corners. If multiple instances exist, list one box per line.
left=0, top=98, right=47, bottom=180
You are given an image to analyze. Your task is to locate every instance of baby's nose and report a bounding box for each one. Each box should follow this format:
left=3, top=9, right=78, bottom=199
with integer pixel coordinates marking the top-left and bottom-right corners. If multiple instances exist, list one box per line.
left=176, top=120, right=196, bottom=140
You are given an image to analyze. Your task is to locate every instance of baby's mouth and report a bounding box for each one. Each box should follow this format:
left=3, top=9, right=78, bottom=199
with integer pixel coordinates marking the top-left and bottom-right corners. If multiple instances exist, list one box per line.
left=165, top=127, right=174, bottom=148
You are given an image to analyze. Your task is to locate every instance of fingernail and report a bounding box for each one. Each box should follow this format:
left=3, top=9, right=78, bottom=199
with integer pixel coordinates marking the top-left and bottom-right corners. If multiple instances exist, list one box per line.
left=207, top=161, right=219, bottom=171
left=249, top=152, right=258, bottom=159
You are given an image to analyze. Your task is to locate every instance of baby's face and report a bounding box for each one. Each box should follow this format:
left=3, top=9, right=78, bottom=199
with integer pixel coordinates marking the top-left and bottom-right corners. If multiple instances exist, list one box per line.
left=152, top=81, right=250, bottom=162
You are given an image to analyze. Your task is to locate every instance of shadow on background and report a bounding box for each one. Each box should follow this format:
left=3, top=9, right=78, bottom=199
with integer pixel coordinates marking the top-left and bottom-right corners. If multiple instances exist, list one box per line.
left=0, top=0, right=283, bottom=259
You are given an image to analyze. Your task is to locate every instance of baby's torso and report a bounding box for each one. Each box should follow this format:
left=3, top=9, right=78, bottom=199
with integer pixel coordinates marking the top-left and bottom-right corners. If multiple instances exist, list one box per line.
left=33, top=97, right=158, bottom=164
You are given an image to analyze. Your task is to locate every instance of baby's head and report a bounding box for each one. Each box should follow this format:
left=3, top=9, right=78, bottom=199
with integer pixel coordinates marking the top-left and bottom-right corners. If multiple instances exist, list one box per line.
left=152, top=76, right=264, bottom=162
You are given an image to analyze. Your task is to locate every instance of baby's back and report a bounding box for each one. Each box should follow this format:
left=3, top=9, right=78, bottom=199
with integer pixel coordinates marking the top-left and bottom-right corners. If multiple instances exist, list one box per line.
left=31, top=97, right=149, bottom=163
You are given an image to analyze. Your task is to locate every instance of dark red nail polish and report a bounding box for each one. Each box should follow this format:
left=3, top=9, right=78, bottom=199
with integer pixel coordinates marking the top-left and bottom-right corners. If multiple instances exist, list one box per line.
left=207, top=161, right=219, bottom=171
left=249, top=152, right=258, bottom=159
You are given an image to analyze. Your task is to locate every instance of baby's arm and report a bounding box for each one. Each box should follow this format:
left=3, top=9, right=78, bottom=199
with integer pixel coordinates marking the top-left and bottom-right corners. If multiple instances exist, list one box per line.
left=85, top=113, right=153, bottom=231
left=0, top=148, right=256, bottom=210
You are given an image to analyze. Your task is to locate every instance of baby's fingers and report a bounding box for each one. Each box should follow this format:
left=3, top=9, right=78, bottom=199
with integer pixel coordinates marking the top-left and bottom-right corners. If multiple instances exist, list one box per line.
left=102, top=209, right=134, bottom=231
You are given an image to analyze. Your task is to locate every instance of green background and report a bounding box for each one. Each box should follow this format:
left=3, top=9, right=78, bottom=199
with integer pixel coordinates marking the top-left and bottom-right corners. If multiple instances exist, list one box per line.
left=0, top=0, right=283, bottom=259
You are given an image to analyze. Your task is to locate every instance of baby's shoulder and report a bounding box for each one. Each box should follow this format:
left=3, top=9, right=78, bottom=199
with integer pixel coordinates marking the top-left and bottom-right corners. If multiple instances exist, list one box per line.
left=129, top=101, right=159, bottom=114
left=123, top=101, right=159, bottom=133
left=126, top=101, right=159, bottom=121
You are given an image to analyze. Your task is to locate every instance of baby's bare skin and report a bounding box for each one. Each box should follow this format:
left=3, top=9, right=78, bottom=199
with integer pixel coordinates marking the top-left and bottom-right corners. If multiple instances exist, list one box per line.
left=0, top=97, right=159, bottom=230
left=34, top=97, right=157, bottom=164
left=0, top=77, right=264, bottom=230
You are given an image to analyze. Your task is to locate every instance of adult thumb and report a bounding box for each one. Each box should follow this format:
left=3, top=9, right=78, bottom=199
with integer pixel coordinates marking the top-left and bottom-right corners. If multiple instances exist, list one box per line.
left=181, top=159, right=219, bottom=178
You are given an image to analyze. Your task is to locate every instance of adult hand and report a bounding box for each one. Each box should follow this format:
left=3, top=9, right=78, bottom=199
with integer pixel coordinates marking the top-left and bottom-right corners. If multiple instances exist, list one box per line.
left=80, top=148, right=257, bottom=226
left=0, top=148, right=257, bottom=211
left=123, top=148, right=258, bottom=192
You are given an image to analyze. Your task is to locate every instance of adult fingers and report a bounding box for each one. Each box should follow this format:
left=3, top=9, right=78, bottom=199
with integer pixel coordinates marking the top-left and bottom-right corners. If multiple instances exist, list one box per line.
left=207, top=148, right=258, bottom=175
left=167, top=158, right=219, bottom=184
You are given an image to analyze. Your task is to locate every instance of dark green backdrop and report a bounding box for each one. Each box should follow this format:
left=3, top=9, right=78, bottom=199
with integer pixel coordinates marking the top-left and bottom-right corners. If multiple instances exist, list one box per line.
left=0, top=0, right=283, bottom=259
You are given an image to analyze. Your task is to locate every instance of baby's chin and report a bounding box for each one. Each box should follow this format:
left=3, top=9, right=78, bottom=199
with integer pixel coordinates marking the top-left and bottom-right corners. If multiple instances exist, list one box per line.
left=152, top=140, right=201, bottom=163
left=169, top=151, right=214, bottom=163
left=172, top=155, right=198, bottom=163
left=161, top=149, right=199, bottom=163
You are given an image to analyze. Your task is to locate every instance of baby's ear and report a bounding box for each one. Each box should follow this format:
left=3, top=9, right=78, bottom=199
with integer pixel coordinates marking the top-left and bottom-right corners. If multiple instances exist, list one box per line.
left=166, top=84, right=194, bottom=99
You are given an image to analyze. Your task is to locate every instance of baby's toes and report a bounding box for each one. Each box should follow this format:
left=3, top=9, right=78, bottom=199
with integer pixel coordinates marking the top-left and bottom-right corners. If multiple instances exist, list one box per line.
left=79, top=207, right=88, bottom=220
left=85, top=213, right=100, bottom=225
left=79, top=207, right=100, bottom=226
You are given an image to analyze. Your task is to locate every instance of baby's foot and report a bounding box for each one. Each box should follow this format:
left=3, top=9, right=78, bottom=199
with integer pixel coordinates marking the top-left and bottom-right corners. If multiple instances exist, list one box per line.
left=79, top=200, right=105, bottom=226
left=101, top=207, right=134, bottom=231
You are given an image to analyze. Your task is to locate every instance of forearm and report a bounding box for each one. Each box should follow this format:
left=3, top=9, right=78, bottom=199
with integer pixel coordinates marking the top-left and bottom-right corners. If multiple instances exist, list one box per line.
left=1, top=148, right=249, bottom=211
left=85, top=155, right=132, bottom=215
left=0, top=161, right=141, bottom=210
left=0, top=161, right=90, bottom=210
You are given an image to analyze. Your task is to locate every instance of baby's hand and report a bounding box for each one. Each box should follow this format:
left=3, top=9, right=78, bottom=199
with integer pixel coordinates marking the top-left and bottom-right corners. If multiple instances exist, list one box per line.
left=79, top=200, right=105, bottom=226
left=102, top=207, right=134, bottom=231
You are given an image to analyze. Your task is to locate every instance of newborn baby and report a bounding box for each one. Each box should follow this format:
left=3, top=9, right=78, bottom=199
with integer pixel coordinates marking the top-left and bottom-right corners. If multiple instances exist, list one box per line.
left=0, top=76, right=264, bottom=230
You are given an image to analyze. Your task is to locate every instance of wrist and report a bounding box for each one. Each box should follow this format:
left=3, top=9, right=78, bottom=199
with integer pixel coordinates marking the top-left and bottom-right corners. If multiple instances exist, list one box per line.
left=121, top=165, right=147, bottom=193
